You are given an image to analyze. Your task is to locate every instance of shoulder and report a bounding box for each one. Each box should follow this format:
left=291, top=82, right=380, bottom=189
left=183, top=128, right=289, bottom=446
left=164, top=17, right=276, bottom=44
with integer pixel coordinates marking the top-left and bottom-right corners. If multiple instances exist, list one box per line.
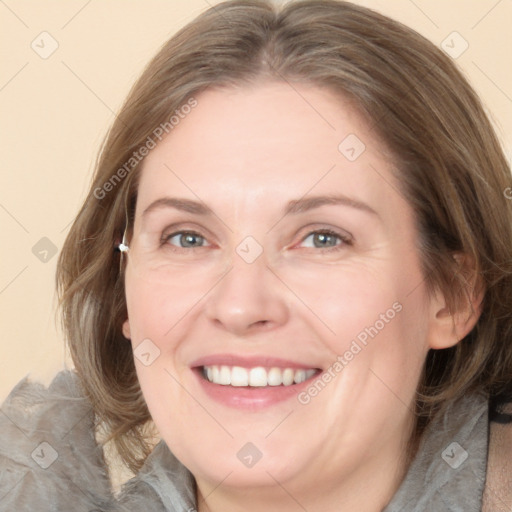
left=0, top=370, right=114, bottom=510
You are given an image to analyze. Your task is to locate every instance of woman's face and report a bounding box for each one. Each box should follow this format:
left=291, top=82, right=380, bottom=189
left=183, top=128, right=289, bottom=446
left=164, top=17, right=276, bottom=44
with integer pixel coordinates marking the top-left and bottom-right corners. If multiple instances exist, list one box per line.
left=123, top=82, right=439, bottom=498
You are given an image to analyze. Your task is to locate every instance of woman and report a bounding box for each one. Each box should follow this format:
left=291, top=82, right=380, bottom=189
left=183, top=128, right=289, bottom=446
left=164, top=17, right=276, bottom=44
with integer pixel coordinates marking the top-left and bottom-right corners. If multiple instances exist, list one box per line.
left=1, top=0, right=511, bottom=510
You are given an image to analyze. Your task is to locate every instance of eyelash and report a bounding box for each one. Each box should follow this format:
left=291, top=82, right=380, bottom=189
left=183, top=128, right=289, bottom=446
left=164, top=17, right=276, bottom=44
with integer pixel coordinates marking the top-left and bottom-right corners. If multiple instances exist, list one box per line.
left=297, top=229, right=353, bottom=252
left=160, top=228, right=353, bottom=252
left=161, top=231, right=209, bottom=249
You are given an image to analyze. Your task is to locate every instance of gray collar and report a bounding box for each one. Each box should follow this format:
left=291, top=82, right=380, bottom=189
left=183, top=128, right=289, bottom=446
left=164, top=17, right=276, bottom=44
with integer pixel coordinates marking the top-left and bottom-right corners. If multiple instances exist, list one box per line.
left=383, top=391, right=489, bottom=512
left=121, top=392, right=489, bottom=511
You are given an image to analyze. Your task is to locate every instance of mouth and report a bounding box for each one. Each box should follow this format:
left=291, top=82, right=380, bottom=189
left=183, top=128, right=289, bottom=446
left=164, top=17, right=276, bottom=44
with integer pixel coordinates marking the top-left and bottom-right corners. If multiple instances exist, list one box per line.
left=200, top=365, right=320, bottom=387
left=189, top=354, right=324, bottom=408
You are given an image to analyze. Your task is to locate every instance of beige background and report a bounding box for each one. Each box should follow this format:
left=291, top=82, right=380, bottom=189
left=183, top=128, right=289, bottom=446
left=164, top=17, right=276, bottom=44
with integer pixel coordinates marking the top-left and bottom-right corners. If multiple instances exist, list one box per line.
left=1, top=0, right=511, bottom=401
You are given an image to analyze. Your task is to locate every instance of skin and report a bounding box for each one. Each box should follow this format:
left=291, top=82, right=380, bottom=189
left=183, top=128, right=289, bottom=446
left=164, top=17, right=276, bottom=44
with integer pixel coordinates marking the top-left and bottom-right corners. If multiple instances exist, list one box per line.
left=122, top=81, right=481, bottom=512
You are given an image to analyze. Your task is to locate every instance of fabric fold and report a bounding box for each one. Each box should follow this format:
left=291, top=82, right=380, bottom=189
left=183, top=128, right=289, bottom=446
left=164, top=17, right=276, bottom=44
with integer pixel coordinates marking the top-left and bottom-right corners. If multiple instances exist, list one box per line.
left=0, top=370, right=115, bottom=510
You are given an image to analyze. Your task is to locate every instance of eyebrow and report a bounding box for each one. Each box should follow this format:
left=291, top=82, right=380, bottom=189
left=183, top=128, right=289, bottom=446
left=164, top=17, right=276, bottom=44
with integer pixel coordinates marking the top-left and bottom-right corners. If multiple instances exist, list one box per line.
left=141, top=194, right=378, bottom=218
left=284, top=195, right=378, bottom=217
left=142, top=197, right=212, bottom=217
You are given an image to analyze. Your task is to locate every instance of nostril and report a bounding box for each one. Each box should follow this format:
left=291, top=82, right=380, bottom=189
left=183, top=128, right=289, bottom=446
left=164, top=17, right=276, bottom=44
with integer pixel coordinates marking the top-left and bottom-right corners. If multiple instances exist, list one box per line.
left=250, top=320, right=270, bottom=329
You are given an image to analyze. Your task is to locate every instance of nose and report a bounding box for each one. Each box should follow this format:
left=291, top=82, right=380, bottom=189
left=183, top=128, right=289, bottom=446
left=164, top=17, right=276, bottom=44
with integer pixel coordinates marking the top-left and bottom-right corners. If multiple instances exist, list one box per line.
left=204, top=251, right=290, bottom=337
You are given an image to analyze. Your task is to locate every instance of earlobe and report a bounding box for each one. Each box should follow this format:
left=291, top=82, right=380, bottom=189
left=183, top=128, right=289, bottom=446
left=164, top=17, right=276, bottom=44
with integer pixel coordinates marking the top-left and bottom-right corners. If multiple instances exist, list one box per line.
left=427, top=254, right=484, bottom=350
left=122, top=319, right=131, bottom=340
left=426, top=296, right=459, bottom=350
left=428, top=302, right=481, bottom=350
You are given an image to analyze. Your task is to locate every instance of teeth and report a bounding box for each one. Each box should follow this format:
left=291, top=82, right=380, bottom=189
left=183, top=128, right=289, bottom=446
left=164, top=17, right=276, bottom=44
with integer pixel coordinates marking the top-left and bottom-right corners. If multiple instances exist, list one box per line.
left=282, top=368, right=295, bottom=386
left=202, top=365, right=318, bottom=387
left=294, top=369, right=306, bottom=384
left=231, top=366, right=249, bottom=387
left=249, top=367, right=268, bottom=387
left=267, top=367, right=283, bottom=386
left=219, top=365, right=231, bottom=385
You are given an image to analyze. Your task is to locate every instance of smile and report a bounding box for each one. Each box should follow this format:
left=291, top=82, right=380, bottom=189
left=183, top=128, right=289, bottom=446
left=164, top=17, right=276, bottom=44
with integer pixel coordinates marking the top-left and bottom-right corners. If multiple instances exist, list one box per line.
left=201, top=365, right=319, bottom=387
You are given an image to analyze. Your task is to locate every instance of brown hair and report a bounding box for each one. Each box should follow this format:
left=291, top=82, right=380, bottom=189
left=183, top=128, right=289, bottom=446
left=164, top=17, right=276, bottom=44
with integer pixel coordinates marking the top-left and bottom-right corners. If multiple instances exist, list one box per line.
left=57, top=0, right=512, bottom=473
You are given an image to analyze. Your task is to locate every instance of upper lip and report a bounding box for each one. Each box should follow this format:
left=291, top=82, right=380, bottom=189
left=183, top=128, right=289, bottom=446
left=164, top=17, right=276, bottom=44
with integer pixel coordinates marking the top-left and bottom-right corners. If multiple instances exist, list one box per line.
left=190, top=354, right=323, bottom=370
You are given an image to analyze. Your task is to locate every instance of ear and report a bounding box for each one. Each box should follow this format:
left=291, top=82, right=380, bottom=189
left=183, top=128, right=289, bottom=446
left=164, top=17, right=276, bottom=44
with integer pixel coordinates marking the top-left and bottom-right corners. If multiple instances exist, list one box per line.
left=426, top=253, right=484, bottom=350
left=122, top=318, right=132, bottom=340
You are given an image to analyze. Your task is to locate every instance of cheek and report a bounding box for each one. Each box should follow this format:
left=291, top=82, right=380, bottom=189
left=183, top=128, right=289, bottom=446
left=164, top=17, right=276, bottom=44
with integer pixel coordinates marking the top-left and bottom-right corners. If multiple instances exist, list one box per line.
left=278, top=259, right=410, bottom=345
left=123, top=264, right=218, bottom=420
left=124, top=263, right=214, bottom=344
left=333, top=269, right=429, bottom=406
left=123, top=270, right=197, bottom=428
left=280, top=254, right=430, bottom=388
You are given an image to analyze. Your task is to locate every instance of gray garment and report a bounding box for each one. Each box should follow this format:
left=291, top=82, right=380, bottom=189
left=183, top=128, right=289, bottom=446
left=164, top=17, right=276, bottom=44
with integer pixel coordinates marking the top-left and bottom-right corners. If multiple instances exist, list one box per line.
left=383, top=393, right=488, bottom=512
left=0, top=370, right=490, bottom=511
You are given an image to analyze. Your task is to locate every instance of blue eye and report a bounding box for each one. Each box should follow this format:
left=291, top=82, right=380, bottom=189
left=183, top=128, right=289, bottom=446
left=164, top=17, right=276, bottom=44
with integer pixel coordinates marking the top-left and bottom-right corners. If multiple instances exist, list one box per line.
left=165, top=231, right=208, bottom=248
left=300, top=231, right=348, bottom=249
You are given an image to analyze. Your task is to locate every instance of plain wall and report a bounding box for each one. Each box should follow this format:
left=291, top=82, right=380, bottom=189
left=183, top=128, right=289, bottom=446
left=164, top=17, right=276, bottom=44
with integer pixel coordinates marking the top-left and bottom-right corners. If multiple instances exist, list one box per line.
left=1, top=0, right=511, bottom=402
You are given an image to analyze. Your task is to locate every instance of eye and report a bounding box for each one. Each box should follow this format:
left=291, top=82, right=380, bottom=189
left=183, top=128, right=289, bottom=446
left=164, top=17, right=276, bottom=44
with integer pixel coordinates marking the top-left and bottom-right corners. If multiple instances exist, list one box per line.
left=164, top=231, right=209, bottom=248
left=299, top=230, right=350, bottom=249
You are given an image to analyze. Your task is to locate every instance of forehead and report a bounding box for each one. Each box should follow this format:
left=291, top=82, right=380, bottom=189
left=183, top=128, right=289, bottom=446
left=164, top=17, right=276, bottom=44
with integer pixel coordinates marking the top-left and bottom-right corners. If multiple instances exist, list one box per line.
left=135, top=81, right=407, bottom=222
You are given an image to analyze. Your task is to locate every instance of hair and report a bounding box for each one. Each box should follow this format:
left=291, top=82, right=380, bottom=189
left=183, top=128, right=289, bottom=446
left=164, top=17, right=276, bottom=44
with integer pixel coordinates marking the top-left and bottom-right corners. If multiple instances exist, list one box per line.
left=56, top=0, right=512, bottom=473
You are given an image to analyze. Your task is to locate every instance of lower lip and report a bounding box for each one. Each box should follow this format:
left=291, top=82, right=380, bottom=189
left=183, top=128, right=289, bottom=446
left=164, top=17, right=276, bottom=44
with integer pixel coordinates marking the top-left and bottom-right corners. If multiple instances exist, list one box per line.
left=192, top=368, right=319, bottom=410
